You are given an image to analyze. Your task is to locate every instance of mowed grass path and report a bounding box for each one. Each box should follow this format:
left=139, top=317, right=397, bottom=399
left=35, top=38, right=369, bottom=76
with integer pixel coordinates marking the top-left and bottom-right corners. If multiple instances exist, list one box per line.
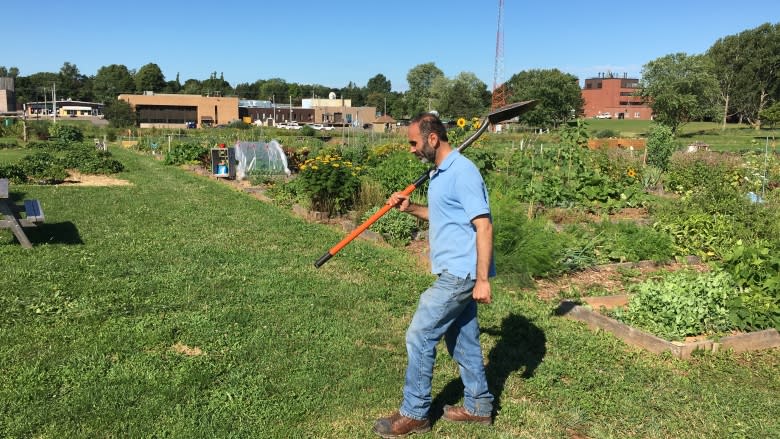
left=1, top=147, right=778, bottom=438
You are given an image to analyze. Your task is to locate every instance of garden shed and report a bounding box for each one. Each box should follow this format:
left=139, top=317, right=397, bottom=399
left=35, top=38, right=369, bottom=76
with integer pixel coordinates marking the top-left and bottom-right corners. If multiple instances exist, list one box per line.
left=371, top=114, right=396, bottom=133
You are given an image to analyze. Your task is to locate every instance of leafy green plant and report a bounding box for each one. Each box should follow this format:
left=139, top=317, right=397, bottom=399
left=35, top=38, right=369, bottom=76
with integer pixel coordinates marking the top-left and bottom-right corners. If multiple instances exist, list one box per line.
left=366, top=150, right=428, bottom=196
left=18, top=151, right=68, bottom=184
left=492, top=196, right=568, bottom=285
left=264, top=177, right=305, bottom=209
left=640, top=165, right=663, bottom=190
left=665, top=151, right=741, bottom=194
left=613, top=270, right=739, bottom=340
left=164, top=142, right=209, bottom=166
left=645, top=123, right=677, bottom=171
left=361, top=205, right=418, bottom=246
left=0, top=163, right=26, bottom=183
left=652, top=211, right=734, bottom=259
left=594, top=128, right=619, bottom=138
left=61, top=145, right=124, bottom=174
left=463, top=145, right=496, bottom=176
left=48, top=123, right=84, bottom=143
left=299, top=125, right=316, bottom=136
left=0, top=139, right=18, bottom=149
left=720, top=242, right=780, bottom=331
left=499, top=141, right=646, bottom=212
left=563, top=220, right=675, bottom=265
left=297, top=153, right=362, bottom=215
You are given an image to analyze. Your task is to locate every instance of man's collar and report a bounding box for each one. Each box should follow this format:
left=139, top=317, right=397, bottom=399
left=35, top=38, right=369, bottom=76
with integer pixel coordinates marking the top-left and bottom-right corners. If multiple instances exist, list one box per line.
left=436, top=150, right=460, bottom=171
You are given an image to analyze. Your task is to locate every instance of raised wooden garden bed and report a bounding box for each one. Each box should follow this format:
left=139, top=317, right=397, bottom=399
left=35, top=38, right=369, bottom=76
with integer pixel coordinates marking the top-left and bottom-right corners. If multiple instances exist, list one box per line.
left=556, top=295, right=780, bottom=358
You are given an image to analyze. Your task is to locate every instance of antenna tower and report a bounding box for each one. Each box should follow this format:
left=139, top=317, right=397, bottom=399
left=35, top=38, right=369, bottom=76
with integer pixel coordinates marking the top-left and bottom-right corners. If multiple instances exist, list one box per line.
left=491, top=0, right=506, bottom=111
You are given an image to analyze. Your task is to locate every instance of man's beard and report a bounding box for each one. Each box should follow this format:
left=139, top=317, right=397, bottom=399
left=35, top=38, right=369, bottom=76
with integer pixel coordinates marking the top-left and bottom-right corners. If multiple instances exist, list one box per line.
left=416, top=138, right=436, bottom=163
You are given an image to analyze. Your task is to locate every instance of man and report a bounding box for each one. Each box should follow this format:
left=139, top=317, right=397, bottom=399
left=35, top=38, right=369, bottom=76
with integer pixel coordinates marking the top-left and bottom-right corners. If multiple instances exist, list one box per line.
left=373, top=112, right=495, bottom=438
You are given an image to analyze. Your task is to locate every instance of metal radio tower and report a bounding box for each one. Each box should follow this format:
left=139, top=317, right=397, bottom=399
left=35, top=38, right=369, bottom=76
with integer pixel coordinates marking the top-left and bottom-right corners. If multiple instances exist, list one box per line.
left=491, top=0, right=506, bottom=111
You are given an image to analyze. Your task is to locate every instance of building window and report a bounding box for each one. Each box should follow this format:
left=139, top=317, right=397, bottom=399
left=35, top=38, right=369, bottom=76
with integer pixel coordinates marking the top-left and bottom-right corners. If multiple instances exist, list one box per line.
left=635, top=112, right=641, bottom=118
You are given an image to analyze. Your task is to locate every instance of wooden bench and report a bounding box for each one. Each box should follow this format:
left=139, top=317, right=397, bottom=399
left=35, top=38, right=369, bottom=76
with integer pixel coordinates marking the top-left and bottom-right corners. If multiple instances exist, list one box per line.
left=0, top=178, right=45, bottom=248
left=23, top=199, right=45, bottom=224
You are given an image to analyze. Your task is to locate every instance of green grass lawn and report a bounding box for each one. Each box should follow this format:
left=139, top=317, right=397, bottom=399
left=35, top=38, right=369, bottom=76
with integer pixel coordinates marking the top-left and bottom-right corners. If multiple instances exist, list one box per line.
left=584, top=119, right=780, bottom=152
left=1, top=148, right=778, bottom=438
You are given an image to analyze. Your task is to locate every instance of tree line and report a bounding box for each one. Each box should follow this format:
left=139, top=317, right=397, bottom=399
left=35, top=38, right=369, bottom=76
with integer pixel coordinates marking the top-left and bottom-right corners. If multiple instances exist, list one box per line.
left=1, top=61, right=494, bottom=123
left=640, top=22, right=780, bottom=132
left=2, top=21, right=778, bottom=130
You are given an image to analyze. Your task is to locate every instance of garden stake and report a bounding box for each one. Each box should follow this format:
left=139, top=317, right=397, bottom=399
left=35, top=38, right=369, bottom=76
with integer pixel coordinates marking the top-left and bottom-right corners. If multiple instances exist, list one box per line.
left=314, top=100, right=538, bottom=268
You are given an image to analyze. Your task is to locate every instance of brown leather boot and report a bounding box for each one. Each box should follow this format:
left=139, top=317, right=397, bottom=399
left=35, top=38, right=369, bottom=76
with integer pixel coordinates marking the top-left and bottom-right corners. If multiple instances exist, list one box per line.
left=441, top=405, right=493, bottom=425
left=372, top=411, right=431, bottom=438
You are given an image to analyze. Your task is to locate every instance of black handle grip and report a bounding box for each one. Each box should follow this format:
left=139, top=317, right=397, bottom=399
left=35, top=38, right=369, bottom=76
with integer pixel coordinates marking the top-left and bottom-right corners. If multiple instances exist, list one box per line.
left=314, top=251, right=333, bottom=268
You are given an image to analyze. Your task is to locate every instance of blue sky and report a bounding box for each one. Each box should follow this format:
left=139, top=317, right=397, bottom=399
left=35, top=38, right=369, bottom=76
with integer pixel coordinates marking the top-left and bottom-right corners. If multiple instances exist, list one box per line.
left=4, top=1, right=778, bottom=92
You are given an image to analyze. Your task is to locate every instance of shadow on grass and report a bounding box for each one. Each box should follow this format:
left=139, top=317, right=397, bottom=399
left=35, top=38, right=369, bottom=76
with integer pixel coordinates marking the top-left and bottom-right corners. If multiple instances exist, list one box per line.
left=430, top=313, right=546, bottom=423
left=24, top=222, right=84, bottom=245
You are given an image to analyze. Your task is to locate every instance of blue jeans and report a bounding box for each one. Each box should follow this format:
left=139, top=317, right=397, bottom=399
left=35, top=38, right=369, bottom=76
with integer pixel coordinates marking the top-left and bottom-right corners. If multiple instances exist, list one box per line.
left=399, top=271, right=494, bottom=420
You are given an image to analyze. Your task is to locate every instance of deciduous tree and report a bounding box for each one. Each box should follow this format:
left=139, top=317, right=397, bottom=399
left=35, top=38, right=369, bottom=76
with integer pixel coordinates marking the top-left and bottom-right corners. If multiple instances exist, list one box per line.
left=405, top=62, right=444, bottom=116
left=135, top=63, right=166, bottom=93
left=103, top=98, right=136, bottom=128
left=93, top=64, right=135, bottom=102
left=506, top=69, right=583, bottom=128
left=640, top=53, right=719, bottom=133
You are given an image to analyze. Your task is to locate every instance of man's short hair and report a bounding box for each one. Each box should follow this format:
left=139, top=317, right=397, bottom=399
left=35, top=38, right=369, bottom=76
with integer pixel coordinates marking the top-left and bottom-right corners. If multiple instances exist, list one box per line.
left=411, top=112, right=448, bottom=142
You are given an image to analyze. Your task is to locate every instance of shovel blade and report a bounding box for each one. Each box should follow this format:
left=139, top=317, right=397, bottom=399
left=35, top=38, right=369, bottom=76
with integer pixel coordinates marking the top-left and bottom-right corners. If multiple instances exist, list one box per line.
left=487, top=100, right=538, bottom=124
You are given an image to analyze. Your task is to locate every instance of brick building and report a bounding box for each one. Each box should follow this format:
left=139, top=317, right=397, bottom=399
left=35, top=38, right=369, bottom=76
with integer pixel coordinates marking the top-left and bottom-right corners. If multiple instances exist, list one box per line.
left=118, top=93, right=239, bottom=128
left=581, top=73, right=652, bottom=120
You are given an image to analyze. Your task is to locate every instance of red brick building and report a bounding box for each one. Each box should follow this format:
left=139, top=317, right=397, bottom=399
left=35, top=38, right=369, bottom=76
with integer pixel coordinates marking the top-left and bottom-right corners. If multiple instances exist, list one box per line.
left=581, top=73, right=653, bottom=120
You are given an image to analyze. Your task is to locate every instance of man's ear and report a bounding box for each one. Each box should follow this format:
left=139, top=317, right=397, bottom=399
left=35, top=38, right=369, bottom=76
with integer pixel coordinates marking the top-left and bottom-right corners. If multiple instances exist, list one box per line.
left=428, top=132, right=439, bottom=147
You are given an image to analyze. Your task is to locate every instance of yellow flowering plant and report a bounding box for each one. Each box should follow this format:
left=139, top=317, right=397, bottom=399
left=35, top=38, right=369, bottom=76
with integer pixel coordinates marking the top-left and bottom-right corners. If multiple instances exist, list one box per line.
left=449, top=116, right=492, bottom=175
left=298, top=154, right=362, bottom=215
left=448, top=116, right=483, bottom=149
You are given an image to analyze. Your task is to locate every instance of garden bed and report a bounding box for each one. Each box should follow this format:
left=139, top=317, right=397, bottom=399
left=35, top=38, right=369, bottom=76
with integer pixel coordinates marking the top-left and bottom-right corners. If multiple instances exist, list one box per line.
left=532, top=257, right=707, bottom=301
left=556, top=297, right=780, bottom=358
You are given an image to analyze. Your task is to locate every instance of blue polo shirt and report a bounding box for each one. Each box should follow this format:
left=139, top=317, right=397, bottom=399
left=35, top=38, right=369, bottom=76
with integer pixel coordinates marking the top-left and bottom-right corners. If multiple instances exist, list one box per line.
left=428, top=150, right=496, bottom=279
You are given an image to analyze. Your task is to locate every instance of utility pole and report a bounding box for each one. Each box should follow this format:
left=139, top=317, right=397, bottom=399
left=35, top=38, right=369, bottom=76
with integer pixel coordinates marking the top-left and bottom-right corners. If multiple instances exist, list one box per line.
left=52, top=83, right=57, bottom=124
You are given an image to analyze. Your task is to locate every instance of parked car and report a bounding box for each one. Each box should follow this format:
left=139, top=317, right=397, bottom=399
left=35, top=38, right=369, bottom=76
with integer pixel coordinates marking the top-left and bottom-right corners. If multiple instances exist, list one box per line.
left=277, top=122, right=301, bottom=130
left=308, top=123, right=334, bottom=131
left=595, top=112, right=612, bottom=119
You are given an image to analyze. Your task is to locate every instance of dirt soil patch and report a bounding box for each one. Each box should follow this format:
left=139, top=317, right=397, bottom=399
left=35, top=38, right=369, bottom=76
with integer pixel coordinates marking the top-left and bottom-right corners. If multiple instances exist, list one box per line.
left=62, top=171, right=133, bottom=187
left=531, top=259, right=710, bottom=301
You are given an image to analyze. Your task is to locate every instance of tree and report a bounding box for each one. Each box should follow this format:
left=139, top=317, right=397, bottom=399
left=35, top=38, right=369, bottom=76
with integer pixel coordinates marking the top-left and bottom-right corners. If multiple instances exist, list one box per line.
left=405, top=63, right=445, bottom=116
left=759, top=101, right=780, bottom=128
left=135, top=63, right=166, bottom=92
left=640, top=53, right=719, bottom=133
left=729, top=23, right=780, bottom=129
left=430, top=72, right=490, bottom=119
left=340, top=81, right=364, bottom=106
left=0, top=66, right=19, bottom=78
left=103, top=98, right=136, bottom=128
left=706, top=31, right=748, bottom=129
left=93, top=64, right=135, bottom=103
left=258, top=78, right=290, bottom=103
left=234, top=82, right=259, bottom=99
left=14, top=72, right=58, bottom=106
left=201, top=71, right=232, bottom=96
left=366, top=74, right=391, bottom=95
left=164, top=72, right=182, bottom=93
left=505, top=69, right=583, bottom=128
left=181, top=79, right=202, bottom=95
left=59, top=62, right=90, bottom=100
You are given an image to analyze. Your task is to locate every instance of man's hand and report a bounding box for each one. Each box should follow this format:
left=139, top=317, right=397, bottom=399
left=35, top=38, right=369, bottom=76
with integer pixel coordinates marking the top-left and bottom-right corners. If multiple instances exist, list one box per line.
left=386, top=192, right=411, bottom=211
left=387, top=192, right=428, bottom=220
left=473, top=279, right=492, bottom=304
